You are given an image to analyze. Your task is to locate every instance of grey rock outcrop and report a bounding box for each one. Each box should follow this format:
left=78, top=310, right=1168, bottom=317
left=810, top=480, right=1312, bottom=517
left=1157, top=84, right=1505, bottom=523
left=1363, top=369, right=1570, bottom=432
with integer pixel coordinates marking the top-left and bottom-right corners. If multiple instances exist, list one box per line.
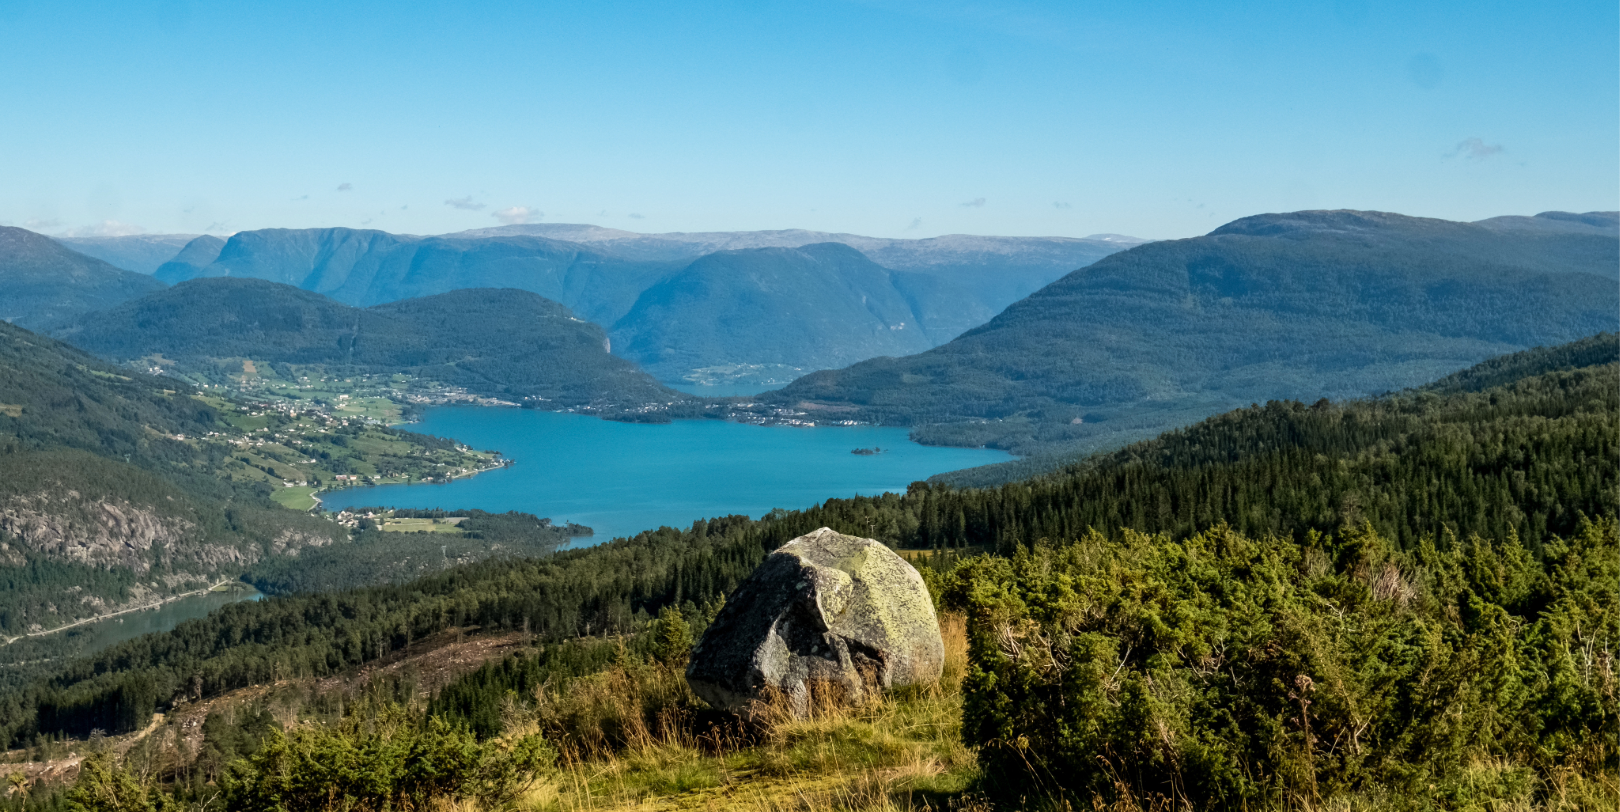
left=686, top=527, right=943, bottom=715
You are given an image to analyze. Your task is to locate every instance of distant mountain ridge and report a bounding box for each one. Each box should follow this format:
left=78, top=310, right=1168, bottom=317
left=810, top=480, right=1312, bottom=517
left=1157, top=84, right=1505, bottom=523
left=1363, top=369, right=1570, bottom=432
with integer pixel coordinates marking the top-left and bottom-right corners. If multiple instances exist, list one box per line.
left=449, top=223, right=1146, bottom=330
left=153, top=234, right=227, bottom=281
left=774, top=209, right=1619, bottom=456
left=54, top=278, right=678, bottom=407
left=1474, top=210, right=1619, bottom=236
left=450, top=222, right=1146, bottom=260
left=610, top=243, right=939, bottom=381
left=149, top=224, right=1146, bottom=384
left=51, top=233, right=198, bottom=273
left=0, top=226, right=167, bottom=329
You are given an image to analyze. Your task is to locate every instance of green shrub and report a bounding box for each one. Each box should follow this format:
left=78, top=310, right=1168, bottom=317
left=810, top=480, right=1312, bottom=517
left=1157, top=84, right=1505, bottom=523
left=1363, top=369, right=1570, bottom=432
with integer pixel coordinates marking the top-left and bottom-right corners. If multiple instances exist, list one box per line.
left=943, top=520, right=1618, bottom=809
left=222, top=709, right=553, bottom=811
left=66, top=754, right=176, bottom=812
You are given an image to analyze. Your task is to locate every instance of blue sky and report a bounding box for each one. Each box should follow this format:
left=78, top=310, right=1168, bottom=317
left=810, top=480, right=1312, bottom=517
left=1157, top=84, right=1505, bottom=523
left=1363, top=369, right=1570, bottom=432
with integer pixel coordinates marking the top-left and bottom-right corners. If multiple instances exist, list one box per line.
left=1, top=1, right=1615, bottom=240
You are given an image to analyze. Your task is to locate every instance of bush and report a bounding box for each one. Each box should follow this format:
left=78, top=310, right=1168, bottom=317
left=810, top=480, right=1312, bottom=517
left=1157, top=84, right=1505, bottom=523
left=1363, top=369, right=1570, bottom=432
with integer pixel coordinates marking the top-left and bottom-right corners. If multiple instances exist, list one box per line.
left=222, top=708, right=553, bottom=811
left=942, top=520, right=1619, bottom=809
left=66, top=754, right=176, bottom=812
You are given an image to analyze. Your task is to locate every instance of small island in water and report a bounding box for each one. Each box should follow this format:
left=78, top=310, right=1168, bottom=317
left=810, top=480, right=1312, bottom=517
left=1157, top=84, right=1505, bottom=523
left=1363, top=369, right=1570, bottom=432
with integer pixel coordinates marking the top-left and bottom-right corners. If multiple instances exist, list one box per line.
left=850, top=446, right=885, bottom=456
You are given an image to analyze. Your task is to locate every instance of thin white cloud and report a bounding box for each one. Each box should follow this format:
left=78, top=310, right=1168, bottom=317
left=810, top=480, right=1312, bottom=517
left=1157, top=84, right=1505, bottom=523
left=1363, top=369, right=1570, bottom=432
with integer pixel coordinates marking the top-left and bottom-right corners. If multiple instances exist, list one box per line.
left=493, top=206, right=538, bottom=225
left=23, top=217, right=63, bottom=232
left=961, top=197, right=986, bottom=208
left=445, top=196, right=486, bottom=211
left=627, top=213, right=645, bottom=220
left=1449, top=137, right=1504, bottom=161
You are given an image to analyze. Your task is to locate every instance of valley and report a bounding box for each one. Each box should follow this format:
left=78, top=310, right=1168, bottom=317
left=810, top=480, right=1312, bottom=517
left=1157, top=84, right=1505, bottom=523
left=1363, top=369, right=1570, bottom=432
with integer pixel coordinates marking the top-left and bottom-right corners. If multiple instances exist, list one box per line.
left=0, top=335, right=1609, bottom=811
left=318, top=406, right=1012, bottom=543
left=775, top=210, right=1620, bottom=470
left=0, top=212, right=1614, bottom=812
left=3, top=3, right=1614, bottom=807
left=34, top=223, right=1140, bottom=388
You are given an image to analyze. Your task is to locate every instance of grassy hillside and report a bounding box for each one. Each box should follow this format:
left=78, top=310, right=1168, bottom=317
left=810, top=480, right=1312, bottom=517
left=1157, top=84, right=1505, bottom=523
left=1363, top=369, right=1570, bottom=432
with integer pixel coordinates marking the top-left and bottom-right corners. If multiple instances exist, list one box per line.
left=0, top=227, right=167, bottom=330
left=775, top=210, right=1619, bottom=456
left=54, top=278, right=681, bottom=409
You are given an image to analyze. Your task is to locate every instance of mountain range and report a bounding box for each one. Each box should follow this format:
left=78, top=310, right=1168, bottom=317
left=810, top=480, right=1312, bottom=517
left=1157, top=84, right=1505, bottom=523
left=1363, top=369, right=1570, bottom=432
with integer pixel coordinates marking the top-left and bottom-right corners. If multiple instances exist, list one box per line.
left=129, top=225, right=1142, bottom=384
left=8, top=210, right=1615, bottom=431
left=53, top=278, right=677, bottom=408
left=774, top=209, right=1619, bottom=457
left=451, top=222, right=1145, bottom=323
left=0, top=227, right=166, bottom=330
left=51, top=233, right=199, bottom=273
left=0, top=318, right=345, bottom=634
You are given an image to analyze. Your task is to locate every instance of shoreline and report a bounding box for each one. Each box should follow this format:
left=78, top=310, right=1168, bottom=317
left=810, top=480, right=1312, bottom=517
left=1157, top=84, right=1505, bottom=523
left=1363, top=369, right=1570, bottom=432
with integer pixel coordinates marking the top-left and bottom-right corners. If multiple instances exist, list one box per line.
left=0, top=579, right=253, bottom=646
left=309, top=457, right=511, bottom=504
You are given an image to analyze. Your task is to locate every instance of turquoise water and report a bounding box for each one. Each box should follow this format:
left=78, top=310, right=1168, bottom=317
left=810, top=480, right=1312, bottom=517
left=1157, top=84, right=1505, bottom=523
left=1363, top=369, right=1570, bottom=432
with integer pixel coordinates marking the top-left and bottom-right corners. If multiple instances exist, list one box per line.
left=56, top=588, right=262, bottom=654
left=323, top=408, right=1011, bottom=543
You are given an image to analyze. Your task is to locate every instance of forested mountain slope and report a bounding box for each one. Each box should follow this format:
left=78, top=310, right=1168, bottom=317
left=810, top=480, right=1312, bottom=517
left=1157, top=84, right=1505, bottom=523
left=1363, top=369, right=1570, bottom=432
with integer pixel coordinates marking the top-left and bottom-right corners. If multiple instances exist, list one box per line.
left=0, top=320, right=344, bottom=635
left=0, top=227, right=167, bottom=330
left=151, top=234, right=226, bottom=281
left=52, top=233, right=197, bottom=274
left=1418, top=331, right=1618, bottom=394
left=1475, top=209, right=1619, bottom=236
left=54, top=278, right=679, bottom=408
left=153, top=225, right=1141, bottom=385
left=776, top=209, right=1619, bottom=455
left=158, top=226, right=417, bottom=288
left=610, top=243, right=941, bottom=382
left=151, top=228, right=677, bottom=325
left=3, top=335, right=1610, bottom=752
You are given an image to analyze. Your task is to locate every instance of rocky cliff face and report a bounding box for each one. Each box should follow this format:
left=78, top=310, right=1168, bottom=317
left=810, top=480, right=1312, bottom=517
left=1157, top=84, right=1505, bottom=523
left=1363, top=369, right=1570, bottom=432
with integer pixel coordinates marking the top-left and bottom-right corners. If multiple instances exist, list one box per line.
left=0, top=493, right=203, bottom=572
left=0, top=487, right=339, bottom=632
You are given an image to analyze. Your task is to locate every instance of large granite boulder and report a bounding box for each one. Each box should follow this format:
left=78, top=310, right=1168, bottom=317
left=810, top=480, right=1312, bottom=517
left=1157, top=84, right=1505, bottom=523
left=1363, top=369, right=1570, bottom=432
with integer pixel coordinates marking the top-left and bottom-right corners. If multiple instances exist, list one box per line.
left=686, top=527, right=944, bottom=715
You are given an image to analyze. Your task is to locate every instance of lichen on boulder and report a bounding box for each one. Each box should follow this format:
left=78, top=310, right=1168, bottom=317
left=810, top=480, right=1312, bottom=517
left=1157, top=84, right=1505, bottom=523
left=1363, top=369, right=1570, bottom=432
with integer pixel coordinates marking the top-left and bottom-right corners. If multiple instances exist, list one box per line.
left=685, top=527, right=944, bottom=716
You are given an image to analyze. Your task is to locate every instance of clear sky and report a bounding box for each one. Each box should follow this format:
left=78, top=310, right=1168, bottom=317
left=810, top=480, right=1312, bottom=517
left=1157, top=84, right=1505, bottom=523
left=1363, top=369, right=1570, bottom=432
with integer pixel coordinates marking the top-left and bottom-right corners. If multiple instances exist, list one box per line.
left=2, top=1, right=1615, bottom=240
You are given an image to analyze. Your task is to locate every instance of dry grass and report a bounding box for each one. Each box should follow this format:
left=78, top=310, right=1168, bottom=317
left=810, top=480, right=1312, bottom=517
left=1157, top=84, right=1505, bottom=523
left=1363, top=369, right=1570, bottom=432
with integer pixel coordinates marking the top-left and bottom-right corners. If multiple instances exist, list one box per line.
left=455, top=611, right=1619, bottom=812
left=506, top=614, right=978, bottom=812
